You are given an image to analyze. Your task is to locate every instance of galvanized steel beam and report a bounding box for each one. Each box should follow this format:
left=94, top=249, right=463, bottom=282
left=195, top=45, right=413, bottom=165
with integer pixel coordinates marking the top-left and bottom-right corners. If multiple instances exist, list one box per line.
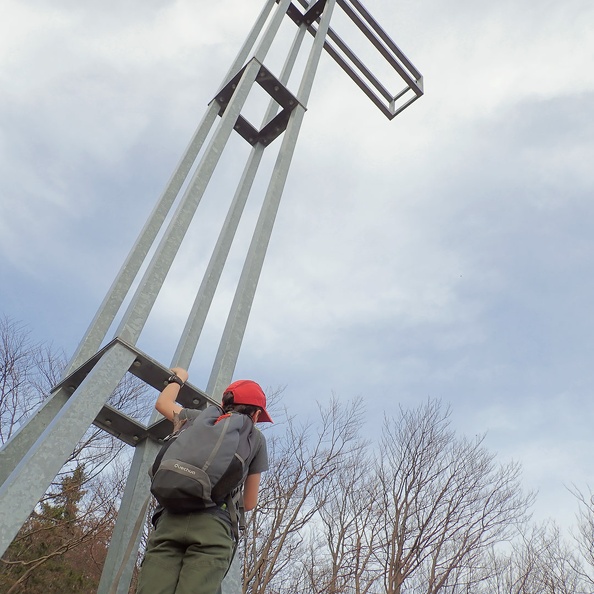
left=0, top=3, right=422, bottom=594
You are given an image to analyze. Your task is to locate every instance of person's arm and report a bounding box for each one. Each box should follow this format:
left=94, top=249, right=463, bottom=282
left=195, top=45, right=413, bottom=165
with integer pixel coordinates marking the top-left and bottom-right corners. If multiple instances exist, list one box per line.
left=155, top=367, right=188, bottom=422
left=243, top=473, right=261, bottom=511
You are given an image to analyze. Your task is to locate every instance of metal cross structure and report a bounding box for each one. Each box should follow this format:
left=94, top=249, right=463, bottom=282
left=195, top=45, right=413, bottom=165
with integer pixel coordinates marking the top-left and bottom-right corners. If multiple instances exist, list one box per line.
left=0, top=0, right=422, bottom=592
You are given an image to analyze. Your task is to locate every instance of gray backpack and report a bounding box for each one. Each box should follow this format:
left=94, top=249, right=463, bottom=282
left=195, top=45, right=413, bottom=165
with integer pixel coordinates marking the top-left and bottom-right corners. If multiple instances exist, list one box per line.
left=150, top=405, right=258, bottom=517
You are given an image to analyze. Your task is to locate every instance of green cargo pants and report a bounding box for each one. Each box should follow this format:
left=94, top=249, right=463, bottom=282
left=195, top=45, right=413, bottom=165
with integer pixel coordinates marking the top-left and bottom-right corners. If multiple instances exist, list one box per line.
left=137, top=510, right=233, bottom=594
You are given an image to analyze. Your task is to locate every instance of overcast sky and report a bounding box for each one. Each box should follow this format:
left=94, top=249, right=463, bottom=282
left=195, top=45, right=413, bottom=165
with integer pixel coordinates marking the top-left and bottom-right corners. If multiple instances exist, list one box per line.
left=1, top=0, right=593, bottom=530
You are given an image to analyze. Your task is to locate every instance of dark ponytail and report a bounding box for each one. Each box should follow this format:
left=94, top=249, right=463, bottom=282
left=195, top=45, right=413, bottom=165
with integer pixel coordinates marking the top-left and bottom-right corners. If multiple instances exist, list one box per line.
left=222, top=392, right=260, bottom=418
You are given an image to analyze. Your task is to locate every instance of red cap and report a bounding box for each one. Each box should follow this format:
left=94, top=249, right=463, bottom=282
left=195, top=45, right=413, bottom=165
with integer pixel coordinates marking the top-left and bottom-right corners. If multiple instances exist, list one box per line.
left=223, top=380, right=273, bottom=423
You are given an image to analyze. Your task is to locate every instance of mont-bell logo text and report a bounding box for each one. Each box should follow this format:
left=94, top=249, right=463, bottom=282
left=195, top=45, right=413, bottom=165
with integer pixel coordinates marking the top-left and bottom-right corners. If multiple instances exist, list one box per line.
left=174, top=463, right=196, bottom=475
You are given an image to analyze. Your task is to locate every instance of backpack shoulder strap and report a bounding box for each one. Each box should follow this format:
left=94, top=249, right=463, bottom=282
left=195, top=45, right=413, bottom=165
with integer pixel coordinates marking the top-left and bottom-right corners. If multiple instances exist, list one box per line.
left=225, top=415, right=261, bottom=540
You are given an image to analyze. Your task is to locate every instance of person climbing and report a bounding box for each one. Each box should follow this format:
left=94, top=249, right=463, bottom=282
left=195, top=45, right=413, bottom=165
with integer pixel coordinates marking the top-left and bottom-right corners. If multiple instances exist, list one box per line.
left=137, top=367, right=271, bottom=594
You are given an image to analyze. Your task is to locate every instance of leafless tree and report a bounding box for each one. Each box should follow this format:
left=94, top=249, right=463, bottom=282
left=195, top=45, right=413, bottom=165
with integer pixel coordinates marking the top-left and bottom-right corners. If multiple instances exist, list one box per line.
left=570, top=485, right=594, bottom=590
left=307, top=440, right=383, bottom=594
left=0, top=316, right=58, bottom=444
left=241, top=398, right=362, bottom=594
left=374, top=399, right=534, bottom=594
left=474, top=521, right=589, bottom=594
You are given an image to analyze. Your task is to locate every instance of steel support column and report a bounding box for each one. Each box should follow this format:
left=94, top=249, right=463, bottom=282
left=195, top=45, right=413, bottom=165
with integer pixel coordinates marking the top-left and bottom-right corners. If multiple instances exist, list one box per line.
left=0, top=2, right=423, bottom=593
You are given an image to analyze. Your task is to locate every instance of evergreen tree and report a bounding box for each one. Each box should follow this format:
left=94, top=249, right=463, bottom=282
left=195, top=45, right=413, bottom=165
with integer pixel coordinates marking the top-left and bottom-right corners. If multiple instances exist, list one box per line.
left=0, top=465, right=111, bottom=594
